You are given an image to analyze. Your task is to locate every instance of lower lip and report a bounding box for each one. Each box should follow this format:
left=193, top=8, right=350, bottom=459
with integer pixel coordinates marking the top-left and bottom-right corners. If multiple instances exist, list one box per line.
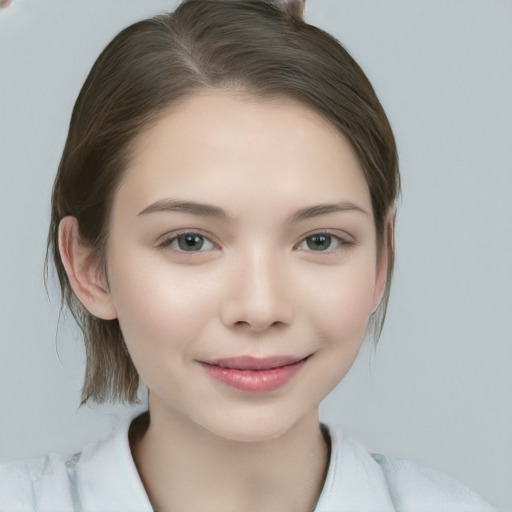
left=201, top=359, right=307, bottom=393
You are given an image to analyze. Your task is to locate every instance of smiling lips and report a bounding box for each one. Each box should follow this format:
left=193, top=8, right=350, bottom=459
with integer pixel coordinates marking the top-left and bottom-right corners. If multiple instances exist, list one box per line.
left=201, top=355, right=308, bottom=393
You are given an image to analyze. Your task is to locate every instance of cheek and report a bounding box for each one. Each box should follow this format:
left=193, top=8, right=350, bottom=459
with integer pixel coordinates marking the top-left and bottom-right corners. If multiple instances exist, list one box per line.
left=304, top=259, right=377, bottom=341
left=106, top=253, right=218, bottom=364
left=304, top=264, right=377, bottom=389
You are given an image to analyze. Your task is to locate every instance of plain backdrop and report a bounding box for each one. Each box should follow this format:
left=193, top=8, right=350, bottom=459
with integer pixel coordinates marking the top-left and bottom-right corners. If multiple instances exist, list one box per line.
left=0, top=1, right=511, bottom=510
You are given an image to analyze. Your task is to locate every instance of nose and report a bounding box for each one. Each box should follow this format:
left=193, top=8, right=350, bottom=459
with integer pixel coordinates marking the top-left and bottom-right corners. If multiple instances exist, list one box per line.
left=220, top=249, right=294, bottom=332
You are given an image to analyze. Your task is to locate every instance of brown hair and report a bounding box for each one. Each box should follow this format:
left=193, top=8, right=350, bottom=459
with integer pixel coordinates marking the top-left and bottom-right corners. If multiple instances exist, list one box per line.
left=47, top=0, right=400, bottom=404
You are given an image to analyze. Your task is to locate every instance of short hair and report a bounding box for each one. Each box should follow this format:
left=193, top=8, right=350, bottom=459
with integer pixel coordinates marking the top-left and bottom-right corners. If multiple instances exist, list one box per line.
left=47, top=0, right=400, bottom=405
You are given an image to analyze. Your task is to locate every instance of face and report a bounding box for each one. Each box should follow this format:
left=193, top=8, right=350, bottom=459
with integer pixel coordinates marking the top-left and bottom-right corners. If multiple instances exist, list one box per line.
left=104, top=93, right=386, bottom=442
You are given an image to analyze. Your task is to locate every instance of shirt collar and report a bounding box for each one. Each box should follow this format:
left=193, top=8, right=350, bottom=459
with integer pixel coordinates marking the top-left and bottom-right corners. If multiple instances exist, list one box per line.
left=77, top=409, right=395, bottom=512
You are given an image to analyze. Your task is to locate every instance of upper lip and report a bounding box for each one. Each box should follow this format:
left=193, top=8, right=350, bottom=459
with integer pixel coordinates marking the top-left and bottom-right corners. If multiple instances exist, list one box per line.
left=203, top=355, right=309, bottom=371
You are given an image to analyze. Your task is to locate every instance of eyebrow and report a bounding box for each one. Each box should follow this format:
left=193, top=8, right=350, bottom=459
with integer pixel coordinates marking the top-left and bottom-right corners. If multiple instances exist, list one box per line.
left=288, top=201, right=369, bottom=223
left=137, top=198, right=368, bottom=221
left=138, top=199, right=229, bottom=218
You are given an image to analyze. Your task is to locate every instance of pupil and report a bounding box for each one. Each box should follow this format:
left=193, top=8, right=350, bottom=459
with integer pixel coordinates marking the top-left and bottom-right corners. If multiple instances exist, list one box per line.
left=178, top=235, right=204, bottom=251
left=307, top=235, right=331, bottom=251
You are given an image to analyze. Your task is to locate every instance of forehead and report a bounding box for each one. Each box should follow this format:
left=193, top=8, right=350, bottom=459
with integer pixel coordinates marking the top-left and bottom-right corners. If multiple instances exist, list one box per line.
left=117, top=92, right=371, bottom=216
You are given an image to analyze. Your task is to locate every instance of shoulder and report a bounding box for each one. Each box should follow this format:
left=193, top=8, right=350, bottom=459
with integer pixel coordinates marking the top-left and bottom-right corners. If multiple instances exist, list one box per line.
left=0, top=409, right=152, bottom=512
left=321, top=428, right=496, bottom=512
left=371, top=451, right=496, bottom=512
left=0, top=452, right=77, bottom=510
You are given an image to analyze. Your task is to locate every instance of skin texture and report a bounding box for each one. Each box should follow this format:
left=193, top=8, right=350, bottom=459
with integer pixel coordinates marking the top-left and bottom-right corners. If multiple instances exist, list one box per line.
left=59, top=93, right=389, bottom=512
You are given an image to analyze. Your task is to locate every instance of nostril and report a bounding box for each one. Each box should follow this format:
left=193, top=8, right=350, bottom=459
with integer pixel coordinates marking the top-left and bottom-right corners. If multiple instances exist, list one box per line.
left=219, top=281, right=295, bottom=331
left=232, top=319, right=286, bottom=331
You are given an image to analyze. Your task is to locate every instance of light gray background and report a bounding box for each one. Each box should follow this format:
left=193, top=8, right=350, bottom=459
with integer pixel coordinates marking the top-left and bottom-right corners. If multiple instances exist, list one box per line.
left=1, top=0, right=511, bottom=510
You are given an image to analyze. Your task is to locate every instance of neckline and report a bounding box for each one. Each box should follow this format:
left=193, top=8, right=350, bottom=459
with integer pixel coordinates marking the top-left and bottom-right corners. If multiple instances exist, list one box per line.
left=130, top=411, right=332, bottom=512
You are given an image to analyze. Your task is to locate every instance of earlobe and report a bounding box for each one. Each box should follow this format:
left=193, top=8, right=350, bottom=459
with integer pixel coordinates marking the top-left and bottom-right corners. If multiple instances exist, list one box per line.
left=58, top=216, right=117, bottom=320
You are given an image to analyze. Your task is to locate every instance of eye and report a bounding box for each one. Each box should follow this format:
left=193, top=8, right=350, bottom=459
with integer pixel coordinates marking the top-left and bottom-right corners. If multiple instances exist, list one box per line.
left=160, top=232, right=217, bottom=252
left=295, top=233, right=351, bottom=252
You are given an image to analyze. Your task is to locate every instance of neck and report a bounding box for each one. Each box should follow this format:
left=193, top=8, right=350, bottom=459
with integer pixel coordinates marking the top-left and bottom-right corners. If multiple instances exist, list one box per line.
left=130, top=395, right=330, bottom=512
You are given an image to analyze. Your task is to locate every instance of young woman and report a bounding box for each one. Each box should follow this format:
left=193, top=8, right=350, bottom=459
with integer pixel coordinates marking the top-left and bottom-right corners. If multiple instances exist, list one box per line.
left=0, top=1, right=497, bottom=510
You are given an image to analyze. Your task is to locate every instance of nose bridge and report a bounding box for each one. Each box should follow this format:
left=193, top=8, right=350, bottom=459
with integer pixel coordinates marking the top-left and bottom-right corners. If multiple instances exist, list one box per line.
left=220, top=244, right=294, bottom=331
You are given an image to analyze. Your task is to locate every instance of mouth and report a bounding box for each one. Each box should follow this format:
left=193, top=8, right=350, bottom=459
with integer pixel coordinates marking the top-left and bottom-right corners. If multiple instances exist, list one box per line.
left=200, top=355, right=311, bottom=393
left=203, top=355, right=309, bottom=371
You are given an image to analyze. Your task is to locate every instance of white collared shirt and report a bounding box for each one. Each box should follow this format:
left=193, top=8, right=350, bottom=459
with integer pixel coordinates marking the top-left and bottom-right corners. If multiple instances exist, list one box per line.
left=0, top=409, right=495, bottom=512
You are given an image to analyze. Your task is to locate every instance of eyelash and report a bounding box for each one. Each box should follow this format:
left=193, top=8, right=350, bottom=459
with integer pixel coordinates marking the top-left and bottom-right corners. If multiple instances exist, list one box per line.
left=157, top=231, right=354, bottom=254
left=294, top=232, right=355, bottom=253
left=158, top=231, right=219, bottom=252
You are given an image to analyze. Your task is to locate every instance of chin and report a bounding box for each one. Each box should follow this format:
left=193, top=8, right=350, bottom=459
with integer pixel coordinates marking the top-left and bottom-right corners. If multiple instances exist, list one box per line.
left=200, top=410, right=312, bottom=444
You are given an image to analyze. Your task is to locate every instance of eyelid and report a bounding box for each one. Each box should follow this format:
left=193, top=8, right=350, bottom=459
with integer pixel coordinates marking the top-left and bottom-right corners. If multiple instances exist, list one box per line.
left=156, top=228, right=355, bottom=252
left=157, top=229, right=220, bottom=251
left=293, top=230, right=356, bottom=251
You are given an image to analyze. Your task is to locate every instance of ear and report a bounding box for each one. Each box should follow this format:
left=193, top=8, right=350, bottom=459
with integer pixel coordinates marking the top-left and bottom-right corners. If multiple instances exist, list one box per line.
left=371, top=213, right=394, bottom=313
left=58, top=216, right=117, bottom=320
